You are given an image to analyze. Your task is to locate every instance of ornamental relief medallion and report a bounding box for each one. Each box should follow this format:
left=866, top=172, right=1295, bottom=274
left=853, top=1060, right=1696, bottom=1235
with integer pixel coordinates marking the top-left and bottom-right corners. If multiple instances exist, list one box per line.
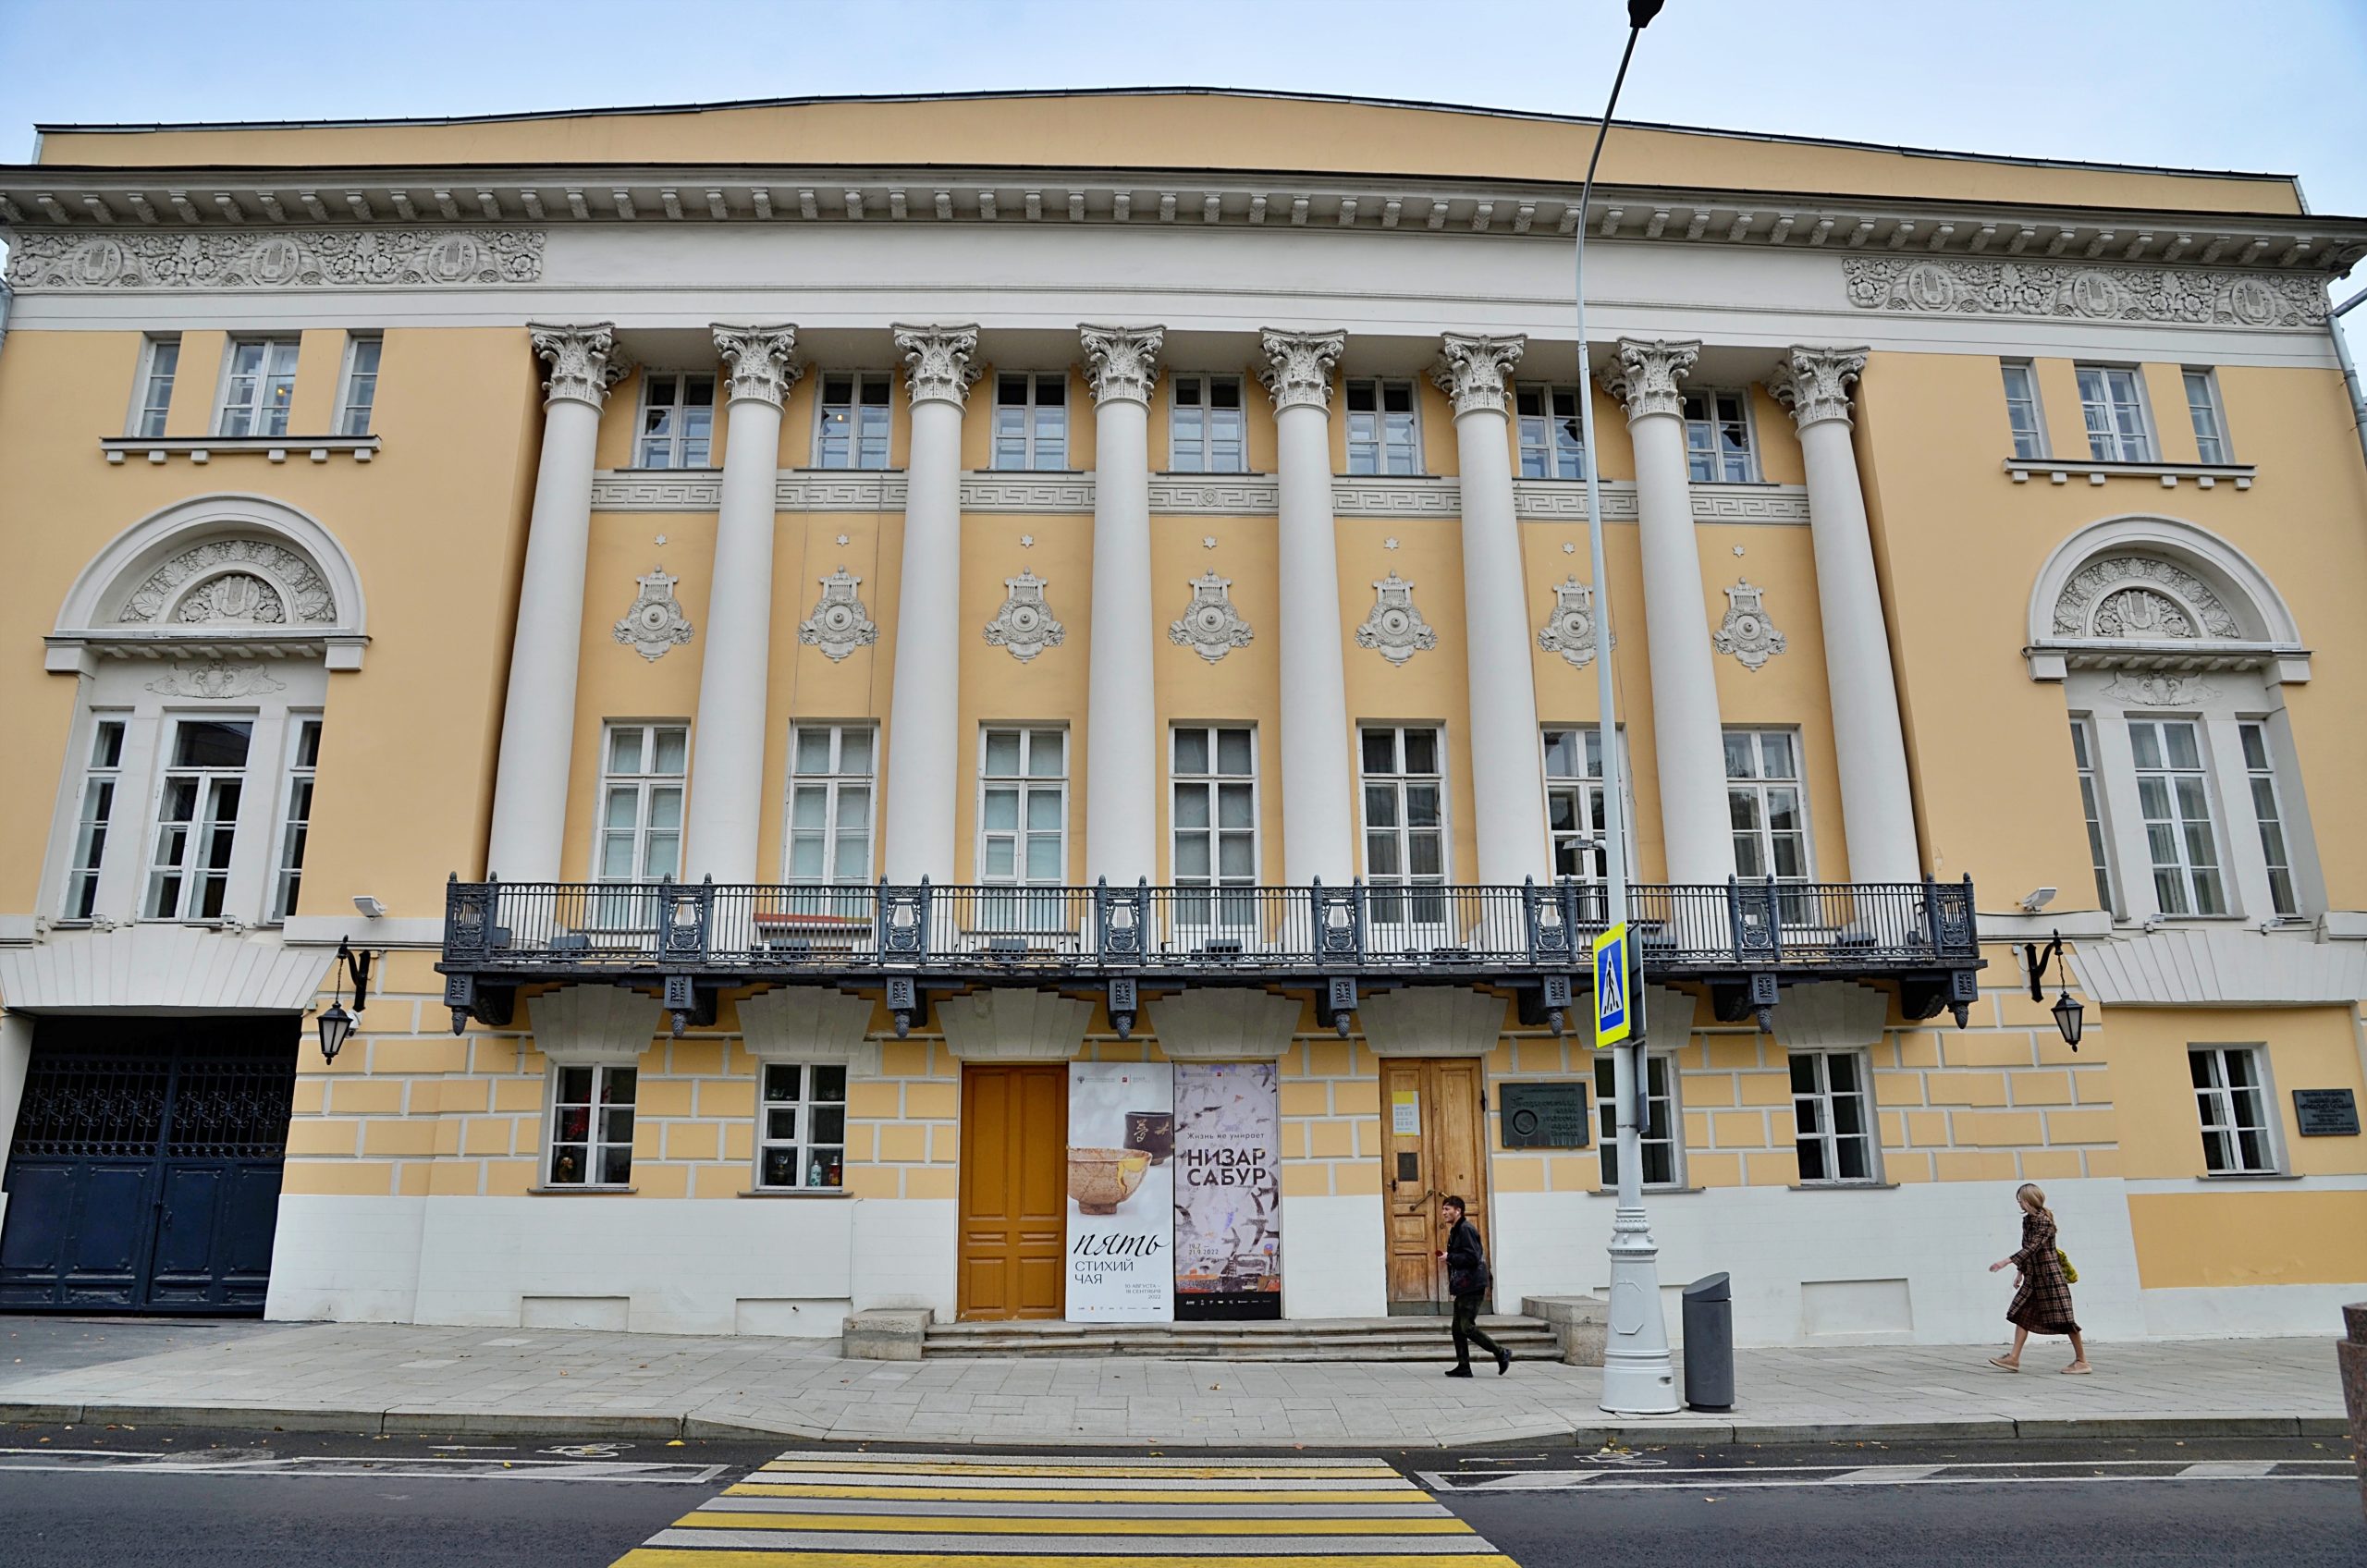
left=1842, top=257, right=2331, bottom=329
left=4, top=228, right=546, bottom=291
left=1711, top=579, right=1787, bottom=671
left=1167, top=570, right=1254, bottom=663
left=120, top=539, right=336, bottom=626
left=984, top=569, right=1066, bottom=662
left=798, top=566, right=879, bottom=662
left=2052, top=556, right=2239, bottom=640
left=1355, top=571, right=1437, bottom=666
left=144, top=659, right=288, bottom=699
left=613, top=566, right=694, bottom=662
left=1537, top=577, right=1615, bottom=669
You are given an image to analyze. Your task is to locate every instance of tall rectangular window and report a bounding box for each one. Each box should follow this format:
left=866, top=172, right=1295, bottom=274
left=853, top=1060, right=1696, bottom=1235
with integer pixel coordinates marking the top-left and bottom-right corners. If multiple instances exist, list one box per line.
left=1172, top=725, right=1257, bottom=934
left=1542, top=727, right=1629, bottom=888
left=979, top=728, right=1067, bottom=928
left=133, top=337, right=179, bottom=438
left=1792, top=1051, right=1878, bottom=1183
left=1344, top=379, right=1420, bottom=474
left=64, top=718, right=127, bottom=921
left=2189, top=1046, right=2277, bottom=1175
left=216, top=337, right=300, bottom=437
left=2238, top=722, right=2296, bottom=916
left=2127, top=717, right=2224, bottom=915
left=1170, top=374, right=1247, bottom=473
left=595, top=724, right=687, bottom=882
left=1682, top=390, right=1755, bottom=482
left=992, top=374, right=1068, bottom=471
left=816, top=372, right=892, bottom=470
left=337, top=336, right=382, bottom=436
left=1595, top=1053, right=1682, bottom=1188
left=784, top=724, right=875, bottom=913
left=271, top=717, right=322, bottom=922
left=2069, top=719, right=2117, bottom=914
left=1515, top=384, right=1588, bottom=478
left=758, top=1062, right=849, bottom=1190
left=2076, top=364, right=2154, bottom=461
left=2001, top=361, right=2046, bottom=459
left=146, top=719, right=251, bottom=921
left=1360, top=726, right=1446, bottom=930
left=1725, top=729, right=1810, bottom=887
left=547, top=1064, right=635, bottom=1188
left=2183, top=368, right=2230, bottom=464
left=636, top=373, right=716, bottom=468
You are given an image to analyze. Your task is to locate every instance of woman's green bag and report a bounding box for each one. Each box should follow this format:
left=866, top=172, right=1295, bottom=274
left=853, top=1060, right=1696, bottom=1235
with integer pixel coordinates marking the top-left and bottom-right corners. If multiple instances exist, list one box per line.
left=2057, top=1248, right=2078, bottom=1284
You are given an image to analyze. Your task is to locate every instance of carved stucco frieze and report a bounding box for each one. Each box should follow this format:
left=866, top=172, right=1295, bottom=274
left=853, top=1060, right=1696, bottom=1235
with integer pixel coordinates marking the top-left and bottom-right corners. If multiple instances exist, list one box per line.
left=1842, top=256, right=2333, bottom=329
left=119, top=538, right=336, bottom=626
left=1355, top=571, right=1437, bottom=666
left=1712, top=579, right=1788, bottom=671
left=1537, top=576, right=1615, bottom=669
left=2053, top=556, right=2240, bottom=640
left=530, top=322, right=628, bottom=408
left=612, top=566, right=694, bottom=661
left=1079, top=324, right=1165, bottom=406
left=144, top=659, right=287, bottom=699
left=1769, top=346, right=1868, bottom=429
left=3, top=228, right=546, bottom=291
left=713, top=324, right=802, bottom=408
left=2102, top=672, right=2220, bottom=707
left=1167, top=570, right=1254, bottom=663
left=1431, top=332, right=1527, bottom=417
left=798, top=565, right=879, bottom=662
left=983, top=568, right=1065, bottom=662
left=1600, top=338, right=1700, bottom=423
left=893, top=324, right=983, bottom=406
left=1257, top=328, right=1347, bottom=413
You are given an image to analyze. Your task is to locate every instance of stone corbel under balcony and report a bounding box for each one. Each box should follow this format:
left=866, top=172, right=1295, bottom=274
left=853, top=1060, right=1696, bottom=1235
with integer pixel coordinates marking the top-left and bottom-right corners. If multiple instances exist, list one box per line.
left=101, top=435, right=381, bottom=466
left=2003, top=456, right=2253, bottom=490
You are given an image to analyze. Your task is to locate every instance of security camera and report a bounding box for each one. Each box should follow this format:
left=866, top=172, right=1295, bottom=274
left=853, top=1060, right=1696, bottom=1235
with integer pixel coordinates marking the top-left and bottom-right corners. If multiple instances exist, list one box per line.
left=2018, top=887, right=2057, bottom=913
left=353, top=895, right=387, bottom=919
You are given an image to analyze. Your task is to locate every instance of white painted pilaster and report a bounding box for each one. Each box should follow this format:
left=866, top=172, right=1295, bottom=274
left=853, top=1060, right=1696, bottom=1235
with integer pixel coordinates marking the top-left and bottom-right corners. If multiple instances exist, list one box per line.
left=1079, top=325, right=1164, bottom=886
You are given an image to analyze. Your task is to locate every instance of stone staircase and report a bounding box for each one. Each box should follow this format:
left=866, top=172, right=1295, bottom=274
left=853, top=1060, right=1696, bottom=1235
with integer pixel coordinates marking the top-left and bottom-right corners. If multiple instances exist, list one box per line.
left=920, top=1313, right=1565, bottom=1362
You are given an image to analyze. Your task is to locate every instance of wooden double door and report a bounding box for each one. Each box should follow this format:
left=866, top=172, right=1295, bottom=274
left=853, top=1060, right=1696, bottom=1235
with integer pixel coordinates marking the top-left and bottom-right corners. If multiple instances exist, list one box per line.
left=956, top=1064, right=1068, bottom=1320
left=1382, top=1058, right=1490, bottom=1315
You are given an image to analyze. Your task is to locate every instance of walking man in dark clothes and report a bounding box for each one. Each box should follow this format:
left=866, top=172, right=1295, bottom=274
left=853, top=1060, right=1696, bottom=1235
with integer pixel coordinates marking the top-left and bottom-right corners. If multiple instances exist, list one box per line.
left=1436, top=1194, right=1511, bottom=1377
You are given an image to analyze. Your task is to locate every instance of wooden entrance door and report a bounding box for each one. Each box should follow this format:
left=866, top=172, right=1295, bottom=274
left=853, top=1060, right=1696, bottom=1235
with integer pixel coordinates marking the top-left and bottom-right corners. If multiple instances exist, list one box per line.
left=957, top=1064, right=1067, bottom=1320
left=1381, top=1058, right=1490, bottom=1315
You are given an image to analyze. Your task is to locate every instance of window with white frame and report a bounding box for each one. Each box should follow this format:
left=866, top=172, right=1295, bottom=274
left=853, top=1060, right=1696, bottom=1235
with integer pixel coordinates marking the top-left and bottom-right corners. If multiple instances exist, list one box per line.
left=2127, top=717, right=2226, bottom=915
left=1595, top=1052, right=1683, bottom=1188
left=1543, top=727, right=1630, bottom=894
left=2238, top=722, right=2296, bottom=916
left=132, top=337, right=179, bottom=438
left=64, top=717, right=127, bottom=921
left=2001, top=361, right=2046, bottom=460
left=992, top=374, right=1069, bottom=471
left=1360, top=726, right=1446, bottom=930
left=978, top=728, right=1068, bottom=927
left=1172, top=726, right=1257, bottom=933
left=816, top=372, right=892, bottom=470
left=337, top=336, right=382, bottom=436
left=215, top=337, right=300, bottom=438
left=1724, top=729, right=1812, bottom=913
left=1344, top=379, right=1420, bottom=474
left=2068, top=718, right=2118, bottom=915
left=1791, top=1050, right=1879, bottom=1183
left=784, top=723, right=875, bottom=914
left=594, top=723, right=687, bottom=884
left=635, top=373, right=716, bottom=468
left=271, top=717, right=322, bottom=922
left=2076, top=364, right=2154, bottom=461
left=145, top=719, right=251, bottom=921
left=1682, top=389, right=1755, bottom=482
left=1515, top=385, right=1588, bottom=478
left=757, top=1062, right=849, bottom=1190
left=2189, top=1046, right=2278, bottom=1175
left=546, top=1064, right=636, bottom=1187
left=2183, top=369, right=2231, bottom=464
left=1170, top=374, right=1247, bottom=472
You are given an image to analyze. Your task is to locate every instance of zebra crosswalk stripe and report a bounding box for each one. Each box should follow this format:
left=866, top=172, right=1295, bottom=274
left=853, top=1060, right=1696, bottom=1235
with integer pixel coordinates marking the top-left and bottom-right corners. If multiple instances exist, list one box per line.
left=609, top=1450, right=1519, bottom=1567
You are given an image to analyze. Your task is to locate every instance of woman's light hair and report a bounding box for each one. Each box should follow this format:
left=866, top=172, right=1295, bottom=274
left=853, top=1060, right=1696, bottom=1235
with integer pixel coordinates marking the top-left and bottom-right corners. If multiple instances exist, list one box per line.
left=2016, top=1182, right=2050, bottom=1214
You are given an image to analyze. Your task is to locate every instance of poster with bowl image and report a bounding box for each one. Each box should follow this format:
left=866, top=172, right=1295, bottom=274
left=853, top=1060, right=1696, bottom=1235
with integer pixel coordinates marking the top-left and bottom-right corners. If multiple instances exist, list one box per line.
left=1065, top=1060, right=1174, bottom=1322
left=1172, top=1062, right=1282, bottom=1320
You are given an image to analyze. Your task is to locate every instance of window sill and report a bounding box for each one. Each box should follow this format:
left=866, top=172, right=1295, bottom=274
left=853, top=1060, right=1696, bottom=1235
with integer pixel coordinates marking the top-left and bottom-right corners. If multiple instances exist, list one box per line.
left=739, top=1188, right=852, bottom=1199
left=2197, top=1170, right=2300, bottom=1182
left=617, top=464, right=720, bottom=474
left=2003, top=457, right=2253, bottom=490
left=1789, top=1181, right=1901, bottom=1192
left=1583, top=1185, right=1705, bottom=1197
left=102, top=435, right=380, bottom=465
left=528, top=1184, right=637, bottom=1195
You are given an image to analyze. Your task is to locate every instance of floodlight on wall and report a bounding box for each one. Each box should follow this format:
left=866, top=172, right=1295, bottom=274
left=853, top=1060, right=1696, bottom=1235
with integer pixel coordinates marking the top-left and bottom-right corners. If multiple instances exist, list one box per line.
left=2017, top=887, right=2057, bottom=913
left=353, top=894, right=386, bottom=918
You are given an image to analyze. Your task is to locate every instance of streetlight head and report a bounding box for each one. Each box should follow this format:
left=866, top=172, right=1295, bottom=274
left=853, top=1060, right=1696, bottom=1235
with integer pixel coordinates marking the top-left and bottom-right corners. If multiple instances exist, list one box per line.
left=2051, top=989, right=2085, bottom=1051
left=316, top=1001, right=354, bottom=1065
left=2018, top=886, right=2057, bottom=913
left=1627, top=0, right=1666, bottom=25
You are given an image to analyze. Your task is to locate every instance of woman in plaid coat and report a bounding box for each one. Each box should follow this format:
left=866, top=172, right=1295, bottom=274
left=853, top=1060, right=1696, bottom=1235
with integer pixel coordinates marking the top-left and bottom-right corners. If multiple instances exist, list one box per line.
left=1986, top=1182, right=2091, bottom=1374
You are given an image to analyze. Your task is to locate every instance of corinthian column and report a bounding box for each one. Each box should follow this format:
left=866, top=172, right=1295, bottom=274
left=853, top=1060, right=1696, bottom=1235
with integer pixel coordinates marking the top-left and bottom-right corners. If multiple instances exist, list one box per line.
left=1258, top=330, right=1358, bottom=887
left=487, top=324, right=627, bottom=881
left=1433, top=333, right=1551, bottom=885
left=1600, top=338, right=1735, bottom=885
left=881, top=325, right=981, bottom=884
left=1079, top=325, right=1165, bottom=886
left=1771, top=347, right=1919, bottom=883
left=685, top=325, right=800, bottom=884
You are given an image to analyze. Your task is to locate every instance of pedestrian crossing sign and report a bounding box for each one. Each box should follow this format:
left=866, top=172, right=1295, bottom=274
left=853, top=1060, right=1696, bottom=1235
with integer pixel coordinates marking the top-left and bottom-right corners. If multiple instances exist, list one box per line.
left=1594, top=922, right=1630, bottom=1048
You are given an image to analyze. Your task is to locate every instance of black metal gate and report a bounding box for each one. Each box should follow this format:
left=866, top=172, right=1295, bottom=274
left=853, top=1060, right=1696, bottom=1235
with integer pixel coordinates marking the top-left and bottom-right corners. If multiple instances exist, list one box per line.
left=1, top=1016, right=299, bottom=1314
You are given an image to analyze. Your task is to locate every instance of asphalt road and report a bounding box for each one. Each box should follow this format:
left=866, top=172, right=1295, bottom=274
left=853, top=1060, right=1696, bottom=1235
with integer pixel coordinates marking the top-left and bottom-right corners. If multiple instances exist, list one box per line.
left=0, top=1425, right=2357, bottom=1566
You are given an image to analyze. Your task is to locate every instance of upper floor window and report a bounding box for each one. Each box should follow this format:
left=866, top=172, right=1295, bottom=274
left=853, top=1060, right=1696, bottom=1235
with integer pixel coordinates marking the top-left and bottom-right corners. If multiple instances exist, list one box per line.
left=1360, top=726, right=1445, bottom=929
left=145, top=718, right=251, bottom=921
left=1170, top=374, right=1247, bottom=473
left=2001, top=361, right=2046, bottom=460
left=595, top=723, right=686, bottom=883
left=1172, top=726, right=1257, bottom=930
left=816, top=372, right=892, bottom=470
left=2183, top=369, right=2231, bottom=464
left=1792, top=1050, right=1880, bottom=1183
left=547, top=1064, right=635, bottom=1188
left=2068, top=718, right=2116, bottom=915
left=132, top=337, right=179, bottom=438
left=64, top=718, right=126, bottom=921
left=1724, top=729, right=1810, bottom=886
left=271, top=717, right=322, bottom=922
left=1683, top=390, right=1754, bottom=482
left=2237, top=722, right=2296, bottom=917
left=336, top=336, right=382, bottom=436
left=636, top=373, right=715, bottom=468
left=1543, top=727, right=1628, bottom=884
left=979, top=727, right=1068, bottom=928
left=1516, top=385, right=1588, bottom=479
left=1596, top=1052, right=1683, bottom=1188
left=785, top=723, right=875, bottom=894
left=993, top=374, right=1068, bottom=471
left=216, top=337, right=299, bottom=438
left=2127, top=717, right=2225, bottom=915
left=2189, top=1046, right=2277, bottom=1175
left=1345, top=379, right=1420, bottom=475
left=2076, top=364, right=2154, bottom=462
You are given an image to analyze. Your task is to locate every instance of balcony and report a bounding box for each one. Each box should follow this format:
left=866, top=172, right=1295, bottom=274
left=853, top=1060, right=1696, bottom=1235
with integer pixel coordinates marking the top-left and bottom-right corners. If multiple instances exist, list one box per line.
left=438, top=876, right=1983, bottom=1039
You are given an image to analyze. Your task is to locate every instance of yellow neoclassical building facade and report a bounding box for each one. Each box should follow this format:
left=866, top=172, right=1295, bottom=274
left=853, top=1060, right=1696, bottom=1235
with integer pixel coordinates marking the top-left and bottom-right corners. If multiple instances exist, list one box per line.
left=1, top=90, right=2363, bottom=1347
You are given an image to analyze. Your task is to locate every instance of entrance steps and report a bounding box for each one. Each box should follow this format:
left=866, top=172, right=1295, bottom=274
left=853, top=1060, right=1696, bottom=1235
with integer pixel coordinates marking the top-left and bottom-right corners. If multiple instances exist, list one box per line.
left=920, top=1314, right=1564, bottom=1362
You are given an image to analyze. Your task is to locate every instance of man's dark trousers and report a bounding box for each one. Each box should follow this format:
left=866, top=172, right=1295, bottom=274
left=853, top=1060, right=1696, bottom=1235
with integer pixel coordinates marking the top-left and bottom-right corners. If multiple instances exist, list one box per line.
left=1452, top=1292, right=1502, bottom=1368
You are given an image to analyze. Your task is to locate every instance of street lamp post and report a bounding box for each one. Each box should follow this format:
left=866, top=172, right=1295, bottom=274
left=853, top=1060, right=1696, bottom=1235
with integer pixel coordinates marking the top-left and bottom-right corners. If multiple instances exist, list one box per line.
left=1576, top=0, right=1681, bottom=1415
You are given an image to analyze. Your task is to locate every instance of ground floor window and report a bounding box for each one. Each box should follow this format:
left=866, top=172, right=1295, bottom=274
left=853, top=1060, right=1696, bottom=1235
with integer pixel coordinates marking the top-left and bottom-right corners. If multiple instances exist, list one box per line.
left=2189, top=1046, right=2278, bottom=1175
left=547, top=1065, right=636, bottom=1187
left=1791, top=1050, right=1879, bottom=1183
left=1594, top=1052, right=1682, bottom=1187
left=758, top=1062, right=849, bottom=1190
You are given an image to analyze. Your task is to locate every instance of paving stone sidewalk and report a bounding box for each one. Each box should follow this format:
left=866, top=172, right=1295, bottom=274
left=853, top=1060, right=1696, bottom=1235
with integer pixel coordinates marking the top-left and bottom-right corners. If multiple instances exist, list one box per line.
left=0, top=1318, right=2348, bottom=1448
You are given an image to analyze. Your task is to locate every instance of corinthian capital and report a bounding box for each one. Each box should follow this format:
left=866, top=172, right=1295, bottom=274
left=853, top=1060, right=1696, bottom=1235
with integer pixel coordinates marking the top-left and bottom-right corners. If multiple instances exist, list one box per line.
left=1769, top=346, right=1869, bottom=429
left=1599, top=337, right=1701, bottom=423
left=529, top=322, right=629, bottom=409
left=891, top=324, right=983, bottom=407
left=1078, top=324, right=1166, bottom=406
left=1431, top=332, right=1527, bottom=417
left=1257, top=328, right=1347, bottom=413
left=713, top=324, right=802, bottom=409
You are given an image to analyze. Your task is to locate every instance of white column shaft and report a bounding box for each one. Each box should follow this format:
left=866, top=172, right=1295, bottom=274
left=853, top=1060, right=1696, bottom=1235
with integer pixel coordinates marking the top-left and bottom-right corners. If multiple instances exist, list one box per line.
left=1274, top=404, right=1357, bottom=885
left=1453, top=407, right=1551, bottom=884
left=685, top=395, right=786, bottom=883
left=882, top=397, right=965, bottom=883
left=1629, top=411, right=1737, bottom=885
left=1085, top=396, right=1158, bottom=884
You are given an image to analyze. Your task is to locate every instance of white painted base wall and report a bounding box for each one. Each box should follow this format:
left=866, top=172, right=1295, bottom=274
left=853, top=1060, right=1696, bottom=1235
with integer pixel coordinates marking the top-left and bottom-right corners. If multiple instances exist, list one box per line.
left=2137, top=1281, right=2367, bottom=1340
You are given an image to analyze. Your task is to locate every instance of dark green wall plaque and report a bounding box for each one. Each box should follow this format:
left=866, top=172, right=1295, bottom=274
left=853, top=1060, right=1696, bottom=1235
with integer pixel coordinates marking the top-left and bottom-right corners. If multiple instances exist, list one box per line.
left=1500, top=1082, right=1590, bottom=1149
left=2293, top=1088, right=2360, bottom=1136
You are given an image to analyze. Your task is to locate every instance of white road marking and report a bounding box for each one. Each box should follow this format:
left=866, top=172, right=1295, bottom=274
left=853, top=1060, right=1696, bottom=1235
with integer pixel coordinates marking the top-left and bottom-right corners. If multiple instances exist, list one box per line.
left=1826, top=1465, right=1947, bottom=1484
left=2177, top=1460, right=2281, bottom=1478
left=0, top=1448, right=725, bottom=1484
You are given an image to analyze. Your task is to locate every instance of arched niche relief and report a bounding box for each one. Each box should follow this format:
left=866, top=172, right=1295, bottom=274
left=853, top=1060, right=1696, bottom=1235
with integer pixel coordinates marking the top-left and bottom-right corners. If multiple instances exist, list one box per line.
left=2024, top=514, right=2305, bottom=687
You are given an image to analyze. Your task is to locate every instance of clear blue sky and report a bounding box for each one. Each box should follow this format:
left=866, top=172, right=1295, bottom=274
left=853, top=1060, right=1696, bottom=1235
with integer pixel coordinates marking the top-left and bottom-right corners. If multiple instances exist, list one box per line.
left=3, top=0, right=2361, bottom=350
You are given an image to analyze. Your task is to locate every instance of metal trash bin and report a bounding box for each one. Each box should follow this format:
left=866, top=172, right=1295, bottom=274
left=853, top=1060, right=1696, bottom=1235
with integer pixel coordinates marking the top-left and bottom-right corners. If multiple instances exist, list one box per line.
left=1682, top=1272, right=1734, bottom=1412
